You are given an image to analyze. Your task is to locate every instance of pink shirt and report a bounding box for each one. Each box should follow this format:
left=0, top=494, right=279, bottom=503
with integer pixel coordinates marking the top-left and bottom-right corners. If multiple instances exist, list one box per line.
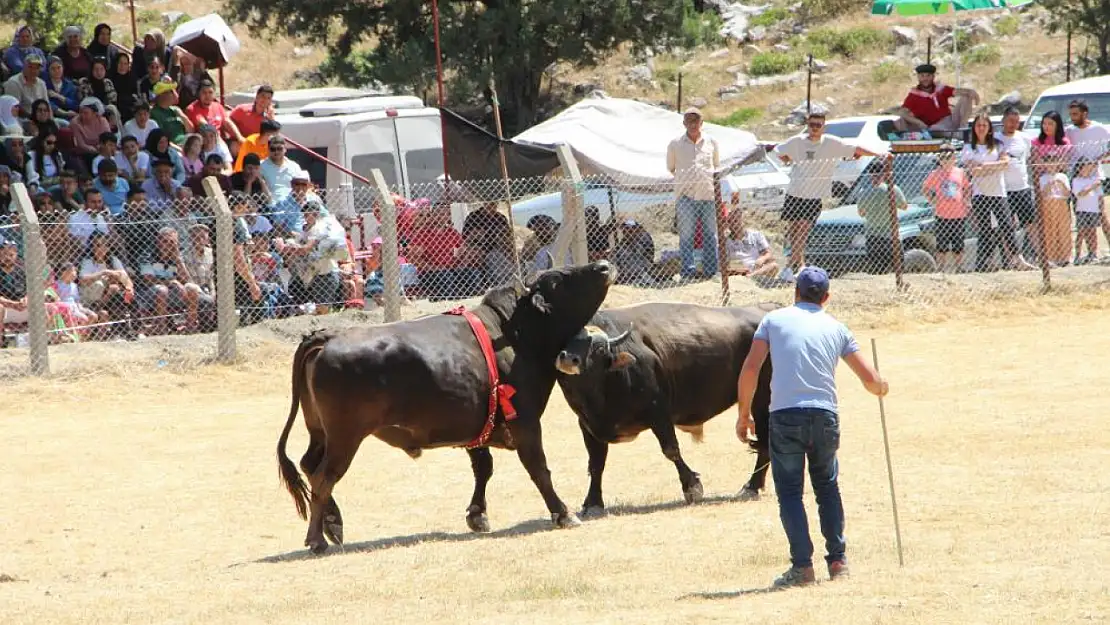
left=1031, top=136, right=1073, bottom=164
left=923, top=166, right=971, bottom=219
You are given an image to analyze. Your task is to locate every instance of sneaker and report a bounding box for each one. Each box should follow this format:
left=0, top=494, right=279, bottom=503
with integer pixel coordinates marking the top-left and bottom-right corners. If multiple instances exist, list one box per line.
left=827, top=559, right=849, bottom=581
left=772, top=566, right=816, bottom=589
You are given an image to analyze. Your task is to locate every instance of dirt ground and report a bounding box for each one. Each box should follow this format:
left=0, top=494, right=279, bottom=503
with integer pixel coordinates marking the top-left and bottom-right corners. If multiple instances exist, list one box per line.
left=2, top=283, right=1109, bottom=624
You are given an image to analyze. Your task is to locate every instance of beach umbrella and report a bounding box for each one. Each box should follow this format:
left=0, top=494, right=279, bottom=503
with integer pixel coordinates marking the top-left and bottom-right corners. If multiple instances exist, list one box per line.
left=871, top=0, right=1033, bottom=16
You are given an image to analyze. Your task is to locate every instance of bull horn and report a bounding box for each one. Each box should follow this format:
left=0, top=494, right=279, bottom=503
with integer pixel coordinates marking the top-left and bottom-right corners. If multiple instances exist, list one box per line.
left=606, top=324, right=634, bottom=347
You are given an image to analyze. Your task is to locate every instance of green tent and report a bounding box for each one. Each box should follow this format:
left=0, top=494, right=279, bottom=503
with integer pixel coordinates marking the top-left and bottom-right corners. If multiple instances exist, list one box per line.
left=872, top=0, right=1032, bottom=16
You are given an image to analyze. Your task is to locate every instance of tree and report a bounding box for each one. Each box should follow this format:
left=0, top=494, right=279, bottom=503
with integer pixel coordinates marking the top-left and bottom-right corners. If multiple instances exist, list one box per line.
left=224, top=0, right=694, bottom=133
left=1041, top=0, right=1110, bottom=75
left=0, top=0, right=100, bottom=50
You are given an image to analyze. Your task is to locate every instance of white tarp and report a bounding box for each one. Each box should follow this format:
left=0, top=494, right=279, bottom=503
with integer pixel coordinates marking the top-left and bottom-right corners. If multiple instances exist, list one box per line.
left=512, top=94, right=760, bottom=187
left=169, top=14, right=242, bottom=67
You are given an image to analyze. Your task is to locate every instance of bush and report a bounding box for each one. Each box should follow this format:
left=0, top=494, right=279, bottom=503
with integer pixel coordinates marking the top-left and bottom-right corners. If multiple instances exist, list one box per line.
left=749, top=51, right=805, bottom=76
left=996, top=63, right=1028, bottom=89
left=807, top=26, right=892, bottom=58
left=995, top=15, right=1020, bottom=37
left=750, top=7, right=791, bottom=28
left=711, top=107, right=763, bottom=127
left=962, top=43, right=1002, bottom=65
left=800, top=0, right=859, bottom=21
left=872, top=60, right=906, bottom=84
left=1, top=0, right=101, bottom=48
left=681, top=3, right=724, bottom=49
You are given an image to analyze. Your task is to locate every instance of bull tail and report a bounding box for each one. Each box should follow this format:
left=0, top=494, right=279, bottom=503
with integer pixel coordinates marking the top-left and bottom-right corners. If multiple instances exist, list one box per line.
left=277, top=333, right=325, bottom=521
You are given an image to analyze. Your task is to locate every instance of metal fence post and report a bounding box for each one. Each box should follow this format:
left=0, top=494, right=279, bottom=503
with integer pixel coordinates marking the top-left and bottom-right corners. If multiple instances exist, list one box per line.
left=370, top=169, right=402, bottom=323
left=203, top=176, right=237, bottom=363
left=12, top=182, right=49, bottom=375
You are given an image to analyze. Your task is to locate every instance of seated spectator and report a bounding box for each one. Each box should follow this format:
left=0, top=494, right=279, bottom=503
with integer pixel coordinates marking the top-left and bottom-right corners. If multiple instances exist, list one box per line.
left=462, top=201, right=514, bottom=288
left=197, top=123, right=232, bottom=175
left=245, top=208, right=273, bottom=238
left=260, top=135, right=305, bottom=205
left=187, top=153, right=232, bottom=198
left=28, top=129, right=65, bottom=188
left=4, top=26, right=45, bottom=78
left=131, top=29, right=174, bottom=86
left=186, top=79, right=243, bottom=146
left=169, top=50, right=212, bottom=111
left=0, top=165, right=14, bottom=218
left=51, top=26, right=93, bottom=81
left=0, top=95, right=21, bottom=135
left=2, top=135, right=35, bottom=188
left=43, top=56, right=79, bottom=122
left=250, top=236, right=281, bottom=284
left=53, top=260, right=99, bottom=337
left=269, top=169, right=317, bottom=236
left=86, top=25, right=118, bottom=73
left=24, top=98, right=61, bottom=136
left=90, top=131, right=118, bottom=175
left=227, top=191, right=265, bottom=322
left=166, top=187, right=205, bottom=244
left=894, top=64, right=980, bottom=135
left=38, top=195, right=76, bottom=266
left=278, top=199, right=346, bottom=314
left=137, top=55, right=167, bottom=104
left=140, top=158, right=182, bottom=213
left=77, top=56, right=116, bottom=111
left=229, top=84, right=275, bottom=139
left=455, top=226, right=487, bottom=296
left=585, top=205, right=618, bottom=261
left=181, top=223, right=214, bottom=299
left=408, top=204, right=465, bottom=301
left=857, top=160, right=908, bottom=274
left=49, top=169, right=83, bottom=212
left=93, top=158, right=130, bottom=217
left=67, top=186, right=111, bottom=251
left=78, top=230, right=135, bottom=339
left=231, top=152, right=270, bottom=201
left=54, top=127, right=90, bottom=177
left=109, top=55, right=137, bottom=123
left=69, top=97, right=111, bottom=161
left=121, top=101, right=157, bottom=147
left=612, top=218, right=657, bottom=284
left=4, top=54, right=47, bottom=118
left=0, top=239, right=28, bottom=338
left=145, top=128, right=185, bottom=183
left=149, top=80, right=193, bottom=146
left=114, top=134, right=149, bottom=185
left=521, top=214, right=570, bottom=274
left=180, top=133, right=203, bottom=177
left=138, top=226, right=212, bottom=334
left=233, top=118, right=280, bottom=173
left=118, top=187, right=160, bottom=268
left=723, top=210, right=778, bottom=281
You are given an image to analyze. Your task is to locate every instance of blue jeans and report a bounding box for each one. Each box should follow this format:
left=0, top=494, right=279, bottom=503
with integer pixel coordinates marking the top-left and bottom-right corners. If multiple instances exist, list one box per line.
left=769, top=407, right=845, bottom=569
left=676, top=195, right=719, bottom=277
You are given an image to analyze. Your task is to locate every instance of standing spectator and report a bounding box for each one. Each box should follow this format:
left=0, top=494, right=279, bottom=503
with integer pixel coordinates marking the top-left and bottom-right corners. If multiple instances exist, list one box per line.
left=130, top=29, right=174, bottom=86
left=229, top=84, right=275, bottom=138
left=1066, top=99, right=1110, bottom=253
left=185, top=80, right=243, bottom=147
left=1038, top=161, right=1073, bottom=267
left=4, top=26, right=45, bottom=77
left=51, top=26, right=93, bottom=81
left=1031, top=110, right=1072, bottom=169
left=233, top=118, right=280, bottom=173
left=666, top=106, right=719, bottom=281
left=775, top=112, right=878, bottom=277
left=86, top=24, right=118, bottom=71
left=856, top=158, right=907, bottom=274
left=723, top=210, right=778, bottom=280
left=109, top=54, right=138, bottom=123
left=93, top=159, right=130, bottom=217
left=961, top=113, right=1021, bottom=272
left=77, top=56, right=117, bottom=111
left=114, top=135, right=150, bottom=185
left=261, top=135, right=305, bottom=205
left=893, top=63, right=980, bottom=134
left=141, top=158, right=182, bottom=212
left=996, top=107, right=1038, bottom=269
left=922, top=145, right=972, bottom=273
left=4, top=53, right=47, bottom=114
left=149, top=81, right=193, bottom=145
left=1072, top=157, right=1102, bottom=264
left=736, top=266, right=888, bottom=589
left=121, top=101, right=158, bottom=147
left=43, top=56, right=79, bottom=121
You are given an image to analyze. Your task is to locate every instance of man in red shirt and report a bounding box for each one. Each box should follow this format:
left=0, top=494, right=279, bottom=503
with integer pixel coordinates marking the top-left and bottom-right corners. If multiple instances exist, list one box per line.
left=409, top=205, right=464, bottom=301
left=229, top=84, right=275, bottom=138
left=185, top=79, right=246, bottom=146
left=894, top=64, right=980, bottom=135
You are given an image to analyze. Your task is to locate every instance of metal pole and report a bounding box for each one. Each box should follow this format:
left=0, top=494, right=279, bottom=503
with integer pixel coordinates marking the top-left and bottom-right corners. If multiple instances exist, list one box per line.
left=489, top=75, right=523, bottom=282
left=129, top=0, right=139, bottom=46
left=677, top=72, right=684, bottom=111
left=432, top=0, right=450, bottom=180
left=926, top=36, right=932, bottom=65
left=806, top=54, right=813, bottom=114
left=1066, top=28, right=1072, bottom=82
left=870, top=338, right=905, bottom=568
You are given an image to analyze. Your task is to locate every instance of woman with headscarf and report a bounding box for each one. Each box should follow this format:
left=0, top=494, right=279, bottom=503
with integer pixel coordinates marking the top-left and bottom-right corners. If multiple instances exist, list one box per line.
left=108, top=53, right=137, bottom=122
left=3, top=25, right=45, bottom=76
left=50, top=25, right=94, bottom=81
left=130, top=29, right=173, bottom=85
left=144, top=128, right=185, bottom=184
left=44, top=56, right=79, bottom=121
left=1, top=135, right=36, bottom=189
left=0, top=95, right=22, bottom=135
left=86, top=24, right=118, bottom=70
left=169, top=50, right=213, bottom=111
left=70, top=97, right=110, bottom=160
left=77, top=56, right=117, bottom=109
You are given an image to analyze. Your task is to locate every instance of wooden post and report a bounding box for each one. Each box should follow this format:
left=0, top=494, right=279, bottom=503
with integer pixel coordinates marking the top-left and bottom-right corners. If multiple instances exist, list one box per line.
left=1066, top=28, right=1072, bottom=82
left=677, top=72, right=684, bottom=111
left=884, top=155, right=905, bottom=290
left=129, top=0, right=139, bottom=47
left=713, top=171, right=730, bottom=305
left=555, top=143, right=588, bottom=266
left=926, top=36, right=932, bottom=65
left=370, top=169, right=402, bottom=322
left=12, top=182, right=49, bottom=375
left=203, top=177, right=237, bottom=363
left=489, top=75, right=523, bottom=281
left=806, top=54, right=814, bottom=115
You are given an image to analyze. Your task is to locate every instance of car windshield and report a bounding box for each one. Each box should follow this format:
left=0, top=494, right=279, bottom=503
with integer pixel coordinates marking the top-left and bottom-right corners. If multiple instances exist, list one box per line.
left=823, top=121, right=867, bottom=139
left=844, top=154, right=936, bottom=206
left=1026, top=93, right=1110, bottom=131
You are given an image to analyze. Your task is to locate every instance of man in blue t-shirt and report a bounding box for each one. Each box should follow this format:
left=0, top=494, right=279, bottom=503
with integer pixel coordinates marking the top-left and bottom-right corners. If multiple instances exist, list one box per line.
left=736, top=266, right=889, bottom=589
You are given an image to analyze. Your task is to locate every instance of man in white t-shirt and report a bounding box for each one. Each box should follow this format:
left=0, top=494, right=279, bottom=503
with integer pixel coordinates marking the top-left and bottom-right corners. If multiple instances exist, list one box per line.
left=1066, top=99, right=1110, bottom=251
left=724, top=208, right=778, bottom=280
left=774, top=112, right=881, bottom=276
left=995, top=107, right=1038, bottom=269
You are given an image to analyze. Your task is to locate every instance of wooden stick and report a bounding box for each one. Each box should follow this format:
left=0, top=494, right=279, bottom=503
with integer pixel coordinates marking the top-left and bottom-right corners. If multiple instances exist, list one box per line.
left=871, top=337, right=905, bottom=567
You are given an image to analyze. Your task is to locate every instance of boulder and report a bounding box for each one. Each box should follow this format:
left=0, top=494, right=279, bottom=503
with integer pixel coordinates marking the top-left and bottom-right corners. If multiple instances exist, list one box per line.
left=742, top=44, right=763, bottom=55
left=161, top=11, right=185, bottom=26
left=708, top=48, right=731, bottom=59
left=690, top=97, right=709, bottom=108
left=811, top=58, right=829, bottom=73
left=891, top=26, right=918, bottom=47
left=748, top=26, right=768, bottom=42
left=773, top=43, right=791, bottom=52
left=627, top=64, right=654, bottom=83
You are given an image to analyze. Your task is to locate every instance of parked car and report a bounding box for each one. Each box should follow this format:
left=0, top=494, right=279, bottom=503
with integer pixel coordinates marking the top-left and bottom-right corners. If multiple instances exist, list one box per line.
left=1023, top=74, right=1110, bottom=179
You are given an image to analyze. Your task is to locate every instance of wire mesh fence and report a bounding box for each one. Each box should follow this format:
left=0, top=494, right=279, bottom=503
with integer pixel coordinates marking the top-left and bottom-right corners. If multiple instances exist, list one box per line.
left=3, top=138, right=1110, bottom=376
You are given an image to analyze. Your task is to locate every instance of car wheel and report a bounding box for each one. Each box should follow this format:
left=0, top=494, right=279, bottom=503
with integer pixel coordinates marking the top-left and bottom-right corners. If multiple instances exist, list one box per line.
left=902, top=248, right=938, bottom=274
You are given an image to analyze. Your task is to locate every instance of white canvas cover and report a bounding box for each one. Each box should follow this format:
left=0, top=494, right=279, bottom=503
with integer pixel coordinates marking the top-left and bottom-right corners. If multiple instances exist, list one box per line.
left=169, top=14, right=242, bottom=67
left=511, top=94, right=760, bottom=187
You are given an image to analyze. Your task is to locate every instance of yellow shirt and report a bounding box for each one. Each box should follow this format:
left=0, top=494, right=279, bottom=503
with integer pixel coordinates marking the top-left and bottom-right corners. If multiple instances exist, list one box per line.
left=234, top=133, right=270, bottom=173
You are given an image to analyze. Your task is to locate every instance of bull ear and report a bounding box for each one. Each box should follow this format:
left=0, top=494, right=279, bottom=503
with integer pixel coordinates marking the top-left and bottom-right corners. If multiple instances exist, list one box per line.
left=609, top=351, right=636, bottom=371
left=531, top=292, right=553, bottom=314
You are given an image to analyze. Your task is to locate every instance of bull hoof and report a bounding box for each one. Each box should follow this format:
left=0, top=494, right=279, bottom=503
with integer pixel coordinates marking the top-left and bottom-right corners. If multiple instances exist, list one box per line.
left=684, top=481, right=705, bottom=505
left=551, top=511, right=582, bottom=529
left=736, top=486, right=761, bottom=502
left=305, top=536, right=329, bottom=555
left=323, top=515, right=344, bottom=545
left=580, top=505, right=607, bottom=519
left=465, top=506, right=491, bottom=533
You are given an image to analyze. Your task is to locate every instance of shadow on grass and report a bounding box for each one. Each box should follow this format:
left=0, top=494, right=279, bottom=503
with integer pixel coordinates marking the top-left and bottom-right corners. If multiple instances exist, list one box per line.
left=677, top=586, right=782, bottom=601
left=241, top=491, right=762, bottom=566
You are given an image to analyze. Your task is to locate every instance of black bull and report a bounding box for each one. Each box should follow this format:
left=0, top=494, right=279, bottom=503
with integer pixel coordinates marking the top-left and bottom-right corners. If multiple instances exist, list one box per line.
left=553, top=301, right=779, bottom=514
left=275, top=261, right=617, bottom=554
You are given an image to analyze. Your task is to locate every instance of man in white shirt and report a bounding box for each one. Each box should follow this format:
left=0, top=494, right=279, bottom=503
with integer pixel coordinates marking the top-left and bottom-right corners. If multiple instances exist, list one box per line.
left=724, top=207, right=778, bottom=280
left=666, top=107, right=720, bottom=280
left=261, top=135, right=306, bottom=207
left=775, top=112, right=880, bottom=276
left=1066, top=99, right=1110, bottom=252
left=67, top=188, right=111, bottom=249
left=995, top=107, right=1038, bottom=269
left=2, top=54, right=47, bottom=113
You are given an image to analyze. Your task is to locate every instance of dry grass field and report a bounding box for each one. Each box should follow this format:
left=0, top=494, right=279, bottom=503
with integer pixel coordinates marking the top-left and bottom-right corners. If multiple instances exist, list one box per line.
left=3, top=278, right=1110, bottom=624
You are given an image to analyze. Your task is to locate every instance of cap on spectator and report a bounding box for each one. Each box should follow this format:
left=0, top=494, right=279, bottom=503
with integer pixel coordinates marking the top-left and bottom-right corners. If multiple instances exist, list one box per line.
left=243, top=153, right=261, bottom=167
left=915, top=63, right=937, bottom=74
left=152, top=80, right=177, bottom=96
left=291, top=171, right=311, bottom=184
left=371, top=236, right=383, bottom=246
left=260, top=119, right=282, bottom=133
left=683, top=106, right=702, bottom=119
left=256, top=84, right=274, bottom=95
left=24, top=53, right=43, bottom=67
left=796, top=266, right=830, bottom=300
left=62, top=25, right=82, bottom=38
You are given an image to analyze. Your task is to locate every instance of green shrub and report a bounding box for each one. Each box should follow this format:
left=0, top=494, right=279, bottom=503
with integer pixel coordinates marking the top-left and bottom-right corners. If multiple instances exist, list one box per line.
left=799, top=0, right=858, bottom=21
left=2, top=0, right=100, bottom=48
left=681, top=5, right=724, bottom=49
left=995, top=63, right=1028, bottom=88
left=749, top=51, right=805, bottom=76
left=995, top=15, right=1019, bottom=37
left=962, top=43, right=1002, bottom=65
left=750, top=7, right=791, bottom=28
left=711, top=107, right=763, bottom=127
left=805, top=26, right=890, bottom=58
left=872, top=60, right=906, bottom=84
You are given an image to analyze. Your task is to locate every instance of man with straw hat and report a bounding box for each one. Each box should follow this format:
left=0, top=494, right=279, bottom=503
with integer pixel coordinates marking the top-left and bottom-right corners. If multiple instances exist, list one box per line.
left=736, top=266, right=889, bottom=589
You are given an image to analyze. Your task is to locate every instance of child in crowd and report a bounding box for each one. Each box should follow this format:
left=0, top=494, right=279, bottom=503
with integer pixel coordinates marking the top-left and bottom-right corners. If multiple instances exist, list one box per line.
left=1037, top=161, right=1072, bottom=267
left=922, top=146, right=971, bottom=273
left=54, top=261, right=100, bottom=336
left=1071, top=157, right=1102, bottom=264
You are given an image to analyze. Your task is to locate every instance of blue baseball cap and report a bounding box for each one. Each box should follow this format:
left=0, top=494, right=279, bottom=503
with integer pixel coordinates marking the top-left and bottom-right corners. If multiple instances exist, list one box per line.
left=796, top=266, right=830, bottom=299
